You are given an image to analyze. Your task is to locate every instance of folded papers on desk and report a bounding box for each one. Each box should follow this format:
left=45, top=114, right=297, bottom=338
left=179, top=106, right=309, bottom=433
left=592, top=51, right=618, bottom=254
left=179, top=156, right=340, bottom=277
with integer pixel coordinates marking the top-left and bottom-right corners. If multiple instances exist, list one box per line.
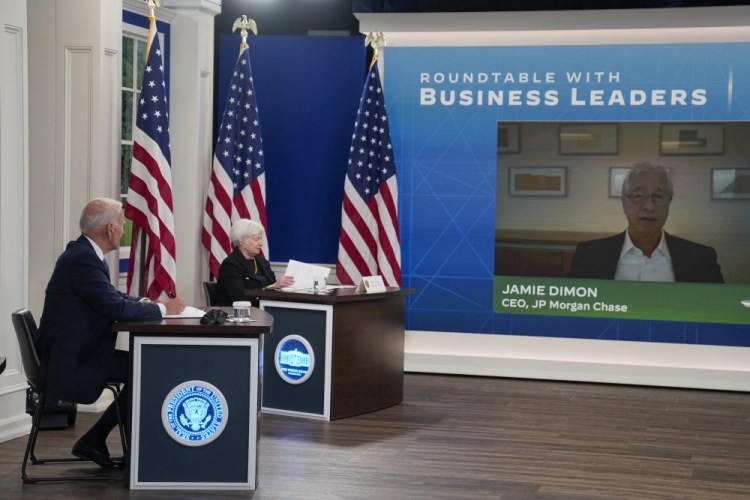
left=164, top=306, right=205, bottom=318
left=280, top=259, right=331, bottom=291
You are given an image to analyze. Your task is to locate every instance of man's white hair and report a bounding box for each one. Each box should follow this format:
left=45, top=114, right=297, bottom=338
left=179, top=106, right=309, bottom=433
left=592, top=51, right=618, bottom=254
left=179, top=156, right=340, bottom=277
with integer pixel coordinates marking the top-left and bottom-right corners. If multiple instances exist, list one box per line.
left=79, top=198, right=122, bottom=235
left=621, top=162, right=673, bottom=198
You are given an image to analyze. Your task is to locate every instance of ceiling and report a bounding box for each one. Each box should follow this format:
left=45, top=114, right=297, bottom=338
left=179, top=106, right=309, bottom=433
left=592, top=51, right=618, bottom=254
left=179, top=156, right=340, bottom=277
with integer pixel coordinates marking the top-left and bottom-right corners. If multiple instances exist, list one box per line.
left=351, top=0, right=750, bottom=12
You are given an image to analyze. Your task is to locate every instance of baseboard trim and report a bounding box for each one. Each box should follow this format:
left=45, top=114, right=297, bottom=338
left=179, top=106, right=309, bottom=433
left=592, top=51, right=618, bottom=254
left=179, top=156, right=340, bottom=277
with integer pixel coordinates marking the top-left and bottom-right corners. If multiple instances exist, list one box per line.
left=405, top=352, right=750, bottom=391
left=0, top=389, right=32, bottom=443
left=404, top=331, right=750, bottom=392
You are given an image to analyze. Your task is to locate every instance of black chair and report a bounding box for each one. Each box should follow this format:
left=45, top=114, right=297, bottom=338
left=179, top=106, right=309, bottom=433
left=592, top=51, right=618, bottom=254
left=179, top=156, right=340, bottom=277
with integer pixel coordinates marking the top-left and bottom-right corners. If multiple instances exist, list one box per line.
left=11, top=308, right=126, bottom=483
left=203, top=281, right=220, bottom=307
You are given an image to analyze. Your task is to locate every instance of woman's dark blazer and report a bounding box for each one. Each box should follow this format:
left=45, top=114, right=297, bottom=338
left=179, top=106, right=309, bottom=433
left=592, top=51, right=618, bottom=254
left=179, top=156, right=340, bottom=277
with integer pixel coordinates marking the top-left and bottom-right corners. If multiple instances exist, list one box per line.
left=215, top=247, right=276, bottom=306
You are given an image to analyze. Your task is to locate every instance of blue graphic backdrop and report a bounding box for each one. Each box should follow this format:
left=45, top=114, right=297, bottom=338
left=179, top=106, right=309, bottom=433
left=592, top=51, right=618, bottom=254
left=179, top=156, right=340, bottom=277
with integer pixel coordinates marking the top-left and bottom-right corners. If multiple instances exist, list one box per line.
left=386, top=43, right=750, bottom=346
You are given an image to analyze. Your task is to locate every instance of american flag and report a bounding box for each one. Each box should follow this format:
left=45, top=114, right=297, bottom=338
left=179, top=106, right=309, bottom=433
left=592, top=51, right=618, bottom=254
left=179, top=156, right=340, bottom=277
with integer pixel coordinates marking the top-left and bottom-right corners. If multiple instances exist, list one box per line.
left=124, top=17, right=176, bottom=299
left=202, top=46, right=268, bottom=278
left=337, top=61, right=401, bottom=287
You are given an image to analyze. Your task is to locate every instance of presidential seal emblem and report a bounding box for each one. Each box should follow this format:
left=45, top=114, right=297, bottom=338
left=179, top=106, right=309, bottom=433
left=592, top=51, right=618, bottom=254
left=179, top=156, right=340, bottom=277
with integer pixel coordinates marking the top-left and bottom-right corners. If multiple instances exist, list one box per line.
left=274, top=334, right=315, bottom=385
left=161, top=381, right=228, bottom=447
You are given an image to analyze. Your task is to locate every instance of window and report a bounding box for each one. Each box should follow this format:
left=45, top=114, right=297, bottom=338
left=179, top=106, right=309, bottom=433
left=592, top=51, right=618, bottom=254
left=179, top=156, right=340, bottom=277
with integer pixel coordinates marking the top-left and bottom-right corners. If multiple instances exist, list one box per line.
left=121, top=34, right=146, bottom=203
left=121, top=31, right=147, bottom=250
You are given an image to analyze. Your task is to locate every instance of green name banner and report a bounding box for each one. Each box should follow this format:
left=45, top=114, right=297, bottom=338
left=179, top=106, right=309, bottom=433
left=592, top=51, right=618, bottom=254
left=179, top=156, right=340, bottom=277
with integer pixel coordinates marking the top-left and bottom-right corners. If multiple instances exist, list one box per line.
left=494, top=276, right=750, bottom=325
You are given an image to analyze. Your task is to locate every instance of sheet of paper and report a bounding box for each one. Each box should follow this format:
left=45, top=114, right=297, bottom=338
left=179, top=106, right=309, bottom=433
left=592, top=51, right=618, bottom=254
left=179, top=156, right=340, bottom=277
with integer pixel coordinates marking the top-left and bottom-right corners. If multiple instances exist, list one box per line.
left=164, top=305, right=205, bottom=318
left=282, top=259, right=331, bottom=291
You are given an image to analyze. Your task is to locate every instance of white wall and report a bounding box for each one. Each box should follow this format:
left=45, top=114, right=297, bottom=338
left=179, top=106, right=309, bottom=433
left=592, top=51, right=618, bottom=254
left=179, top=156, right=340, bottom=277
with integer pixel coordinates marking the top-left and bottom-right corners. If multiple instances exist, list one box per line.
left=162, top=0, right=220, bottom=308
left=0, top=0, right=31, bottom=444
left=358, top=6, right=750, bottom=391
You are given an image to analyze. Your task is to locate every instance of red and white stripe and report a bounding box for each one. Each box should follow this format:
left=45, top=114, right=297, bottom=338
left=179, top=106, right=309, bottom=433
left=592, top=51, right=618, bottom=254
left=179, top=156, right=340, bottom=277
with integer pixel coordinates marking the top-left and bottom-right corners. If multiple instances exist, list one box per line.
left=201, top=157, right=268, bottom=278
left=124, top=19, right=176, bottom=299
left=337, top=174, right=401, bottom=287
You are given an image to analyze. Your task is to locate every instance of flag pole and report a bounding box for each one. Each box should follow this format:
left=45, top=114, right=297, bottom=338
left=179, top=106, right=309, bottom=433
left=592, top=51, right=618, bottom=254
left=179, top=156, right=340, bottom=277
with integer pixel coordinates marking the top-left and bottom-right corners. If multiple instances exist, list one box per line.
left=336, top=30, right=402, bottom=287
left=146, top=0, right=158, bottom=39
left=137, top=0, right=160, bottom=297
left=232, top=15, right=258, bottom=53
left=365, top=31, right=385, bottom=70
left=202, top=15, right=269, bottom=278
left=202, top=14, right=257, bottom=284
left=125, top=0, right=177, bottom=300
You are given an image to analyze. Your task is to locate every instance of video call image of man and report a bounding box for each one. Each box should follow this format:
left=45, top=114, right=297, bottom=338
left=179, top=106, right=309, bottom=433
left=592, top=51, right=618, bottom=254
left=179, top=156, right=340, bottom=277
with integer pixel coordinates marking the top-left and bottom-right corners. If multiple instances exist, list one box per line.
left=35, top=198, right=186, bottom=469
left=215, top=219, right=294, bottom=306
left=567, top=162, right=724, bottom=283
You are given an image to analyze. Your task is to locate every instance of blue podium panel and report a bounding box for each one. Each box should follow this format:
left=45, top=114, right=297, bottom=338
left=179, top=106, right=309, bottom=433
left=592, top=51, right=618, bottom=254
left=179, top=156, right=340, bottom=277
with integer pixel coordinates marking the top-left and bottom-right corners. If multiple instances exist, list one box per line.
left=130, top=337, right=260, bottom=490
left=260, top=302, right=332, bottom=420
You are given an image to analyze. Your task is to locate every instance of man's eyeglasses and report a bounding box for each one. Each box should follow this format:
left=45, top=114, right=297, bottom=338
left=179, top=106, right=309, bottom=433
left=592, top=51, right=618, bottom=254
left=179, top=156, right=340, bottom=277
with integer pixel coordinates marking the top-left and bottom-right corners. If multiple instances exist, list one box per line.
left=625, top=191, right=672, bottom=206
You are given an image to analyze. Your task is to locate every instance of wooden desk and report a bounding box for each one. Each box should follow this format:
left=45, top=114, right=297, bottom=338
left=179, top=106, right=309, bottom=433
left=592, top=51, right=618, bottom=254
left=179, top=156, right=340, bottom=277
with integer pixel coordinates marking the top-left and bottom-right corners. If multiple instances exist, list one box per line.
left=250, top=287, right=413, bottom=420
left=114, top=308, right=272, bottom=491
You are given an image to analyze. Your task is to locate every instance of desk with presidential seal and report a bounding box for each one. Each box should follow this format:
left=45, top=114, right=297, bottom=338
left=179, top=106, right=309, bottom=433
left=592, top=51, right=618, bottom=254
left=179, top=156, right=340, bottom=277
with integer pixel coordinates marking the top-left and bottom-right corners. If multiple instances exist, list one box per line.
left=113, top=306, right=273, bottom=491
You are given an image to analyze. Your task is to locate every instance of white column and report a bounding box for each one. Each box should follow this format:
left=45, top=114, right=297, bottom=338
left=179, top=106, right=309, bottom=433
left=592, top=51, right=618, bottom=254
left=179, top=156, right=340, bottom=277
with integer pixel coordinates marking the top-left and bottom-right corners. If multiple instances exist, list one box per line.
left=162, top=0, right=220, bottom=307
left=21, top=0, right=124, bottom=424
left=0, top=0, right=30, bottom=443
left=27, top=0, right=123, bottom=316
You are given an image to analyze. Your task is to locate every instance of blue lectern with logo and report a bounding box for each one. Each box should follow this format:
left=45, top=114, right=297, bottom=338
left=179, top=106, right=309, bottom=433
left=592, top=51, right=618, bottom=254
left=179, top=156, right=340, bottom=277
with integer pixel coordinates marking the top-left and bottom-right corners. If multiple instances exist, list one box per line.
left=116, top=310, right=272, bottom=491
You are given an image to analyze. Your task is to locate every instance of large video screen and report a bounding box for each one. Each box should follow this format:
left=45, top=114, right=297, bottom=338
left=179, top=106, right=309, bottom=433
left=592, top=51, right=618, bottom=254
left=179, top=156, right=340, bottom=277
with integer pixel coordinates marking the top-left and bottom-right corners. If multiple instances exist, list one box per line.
left=495, top=121, right=750, bottom=326
left=386, top=43, right=750, bottom=347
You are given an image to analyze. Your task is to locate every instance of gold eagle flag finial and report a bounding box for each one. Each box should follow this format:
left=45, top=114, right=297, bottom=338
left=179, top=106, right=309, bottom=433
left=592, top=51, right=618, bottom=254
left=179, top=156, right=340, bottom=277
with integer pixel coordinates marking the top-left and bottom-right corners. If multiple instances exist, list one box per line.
left=233, top=15, right=258, bottom=52
left=365, top=31, right=386, bottom=69
left=146, top=0, right=160, bottom=18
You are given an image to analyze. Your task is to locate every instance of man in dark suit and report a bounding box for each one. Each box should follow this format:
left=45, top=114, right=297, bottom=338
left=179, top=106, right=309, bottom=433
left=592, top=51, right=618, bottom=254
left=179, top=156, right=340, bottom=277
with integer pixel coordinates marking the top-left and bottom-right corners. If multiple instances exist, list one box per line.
left=36, top=198, right=186, bottom=468
left=567, top=163, right=724, bottom=283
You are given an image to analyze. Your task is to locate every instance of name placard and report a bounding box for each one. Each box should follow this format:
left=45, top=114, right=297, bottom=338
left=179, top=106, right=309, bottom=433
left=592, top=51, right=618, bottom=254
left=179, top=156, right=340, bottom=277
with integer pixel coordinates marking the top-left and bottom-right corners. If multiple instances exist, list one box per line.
left=356, top=275, right=387, bottom=294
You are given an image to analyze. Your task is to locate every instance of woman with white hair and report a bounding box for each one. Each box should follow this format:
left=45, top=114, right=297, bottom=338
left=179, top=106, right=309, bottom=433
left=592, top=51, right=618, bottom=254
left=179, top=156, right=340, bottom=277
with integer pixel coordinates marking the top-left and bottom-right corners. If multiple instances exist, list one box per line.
left=215, top=219, right=294, bottom=305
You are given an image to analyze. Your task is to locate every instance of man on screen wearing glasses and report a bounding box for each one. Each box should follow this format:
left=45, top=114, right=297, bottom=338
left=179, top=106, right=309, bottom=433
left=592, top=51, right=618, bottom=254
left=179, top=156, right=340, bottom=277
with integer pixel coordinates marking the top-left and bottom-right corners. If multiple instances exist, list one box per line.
left=567, top=162, right=724, bottom=283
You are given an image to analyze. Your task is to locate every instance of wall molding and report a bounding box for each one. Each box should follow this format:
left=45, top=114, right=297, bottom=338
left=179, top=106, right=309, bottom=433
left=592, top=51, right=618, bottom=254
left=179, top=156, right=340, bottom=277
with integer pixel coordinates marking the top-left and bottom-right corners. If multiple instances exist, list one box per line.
left=405, top=331, right=750, bottom=392
left=0, top=0, right=30, bottom=444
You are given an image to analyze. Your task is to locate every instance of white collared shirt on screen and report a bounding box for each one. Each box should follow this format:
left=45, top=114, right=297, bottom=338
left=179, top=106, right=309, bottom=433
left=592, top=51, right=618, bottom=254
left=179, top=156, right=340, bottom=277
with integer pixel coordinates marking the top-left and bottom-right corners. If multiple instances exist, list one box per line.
left=614, top=230, right=675, bottom=282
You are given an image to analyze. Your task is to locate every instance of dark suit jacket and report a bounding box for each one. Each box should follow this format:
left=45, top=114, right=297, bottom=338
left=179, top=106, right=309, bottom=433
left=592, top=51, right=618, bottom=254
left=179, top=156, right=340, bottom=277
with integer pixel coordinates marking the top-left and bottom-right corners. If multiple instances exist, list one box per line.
left=567, top=231, right=724, bottom=283
left=36, top=236, right=162, bottom=404
left=215, top=247, right=276, bottom=306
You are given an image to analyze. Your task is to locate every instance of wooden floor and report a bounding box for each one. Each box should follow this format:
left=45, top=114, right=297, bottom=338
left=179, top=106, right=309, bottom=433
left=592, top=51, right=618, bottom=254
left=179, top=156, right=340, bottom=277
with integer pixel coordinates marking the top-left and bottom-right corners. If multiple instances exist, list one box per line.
left=1, top=373, right=750, bottom=499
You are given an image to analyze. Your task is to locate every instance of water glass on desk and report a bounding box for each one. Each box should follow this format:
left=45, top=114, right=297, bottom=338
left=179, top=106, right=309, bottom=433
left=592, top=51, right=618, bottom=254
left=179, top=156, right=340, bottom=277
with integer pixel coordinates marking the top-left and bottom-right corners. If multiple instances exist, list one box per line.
left=312, top=276, right=327, bottom=293
left=232, top=301, right=252, bottom=322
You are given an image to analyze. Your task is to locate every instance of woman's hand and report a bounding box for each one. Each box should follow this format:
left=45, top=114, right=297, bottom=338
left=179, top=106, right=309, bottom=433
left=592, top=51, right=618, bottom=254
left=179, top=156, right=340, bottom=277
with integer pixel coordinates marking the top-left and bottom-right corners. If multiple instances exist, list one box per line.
left=274, top=275, right=295, bottom=288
